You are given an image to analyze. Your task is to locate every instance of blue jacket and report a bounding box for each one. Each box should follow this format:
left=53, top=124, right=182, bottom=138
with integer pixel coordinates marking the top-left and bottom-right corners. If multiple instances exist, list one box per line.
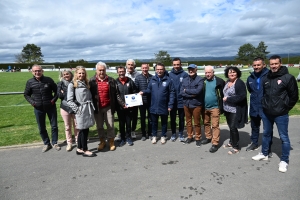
left=143, top=73, right=175, bottom=115
left=180, top=75, right=204, bottom=108
left=246, top=67, right=269, bottom=117
left=168, top=68, right=188, bottom=108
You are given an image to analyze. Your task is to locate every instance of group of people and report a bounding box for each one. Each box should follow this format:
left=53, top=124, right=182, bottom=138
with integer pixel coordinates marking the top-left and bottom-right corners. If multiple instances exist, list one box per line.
left=24, top=55, right=298, bottom=173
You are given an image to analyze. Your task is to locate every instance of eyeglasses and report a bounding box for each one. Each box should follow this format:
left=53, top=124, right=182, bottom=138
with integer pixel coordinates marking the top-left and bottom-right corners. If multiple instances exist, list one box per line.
left=33, top=70, right=42, bottom=73
left=127, top=64, right=134, bottom=66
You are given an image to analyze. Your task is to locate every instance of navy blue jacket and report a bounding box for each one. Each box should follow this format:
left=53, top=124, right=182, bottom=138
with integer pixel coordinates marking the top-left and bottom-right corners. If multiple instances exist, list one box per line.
left=143, top=73, right=175, bottom=115
left=246, top=67, right=269, bottom=117
left=168, top=68, right=188, bottom=108
left=180, top=75, right=204, bottom=108
left=135, top=73, right=153, bottom=105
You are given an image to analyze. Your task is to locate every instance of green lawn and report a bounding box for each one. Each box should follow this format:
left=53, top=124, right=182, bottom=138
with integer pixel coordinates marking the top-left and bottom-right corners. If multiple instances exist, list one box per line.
left=0, top=67, right=299, bottom=146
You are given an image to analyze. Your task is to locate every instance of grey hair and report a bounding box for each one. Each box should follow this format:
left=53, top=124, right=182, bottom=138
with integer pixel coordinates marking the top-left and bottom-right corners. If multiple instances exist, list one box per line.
left=95, top=61, right=107, bottom=69
left=205, top=65, right=214, bottom=72
left=126, top=59, right=136, bottom=66
left=59, top=69, right=73, bottom=81
left=32, top=64, right=42, bottom=69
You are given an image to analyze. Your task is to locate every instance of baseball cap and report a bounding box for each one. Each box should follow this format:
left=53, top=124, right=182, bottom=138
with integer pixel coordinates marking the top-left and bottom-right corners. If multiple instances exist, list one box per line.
left=188, top=64, right=197, bottom=69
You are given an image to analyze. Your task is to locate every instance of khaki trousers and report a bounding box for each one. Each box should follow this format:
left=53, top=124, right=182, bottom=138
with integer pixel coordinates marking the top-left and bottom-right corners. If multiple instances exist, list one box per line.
left=202, top=108, right=221, bottom=145
left=184, top=106, right=202, bottom=140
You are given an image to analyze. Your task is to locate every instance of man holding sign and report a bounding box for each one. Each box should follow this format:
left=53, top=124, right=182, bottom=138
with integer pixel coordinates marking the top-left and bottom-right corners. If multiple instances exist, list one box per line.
left=115, top=66, right=138, bottom=147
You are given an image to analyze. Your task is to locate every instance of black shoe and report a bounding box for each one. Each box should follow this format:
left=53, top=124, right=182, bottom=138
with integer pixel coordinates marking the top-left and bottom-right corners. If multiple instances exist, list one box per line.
left=246, top=143, right=259, bottom=151
left=184, top=138, right=193, bottom=144
left=209, top=145, right=218, bottom=153
left=196, top=140, right=201, bottom=147
left=82, top=152, right=97, bottom=157
left=201, top=138, right=212, bottom=145
left=76, top=150, right=84, bottom=155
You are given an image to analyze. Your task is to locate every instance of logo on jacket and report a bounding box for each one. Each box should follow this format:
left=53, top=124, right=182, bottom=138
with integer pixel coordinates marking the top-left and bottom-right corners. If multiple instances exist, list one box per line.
left=277, top=80, right=282, bottom=85
left=162, top=82, right=167, bottom=86
left=127, top=83, right=130, bottom=87
left=180, top=77, right=183, bottom=82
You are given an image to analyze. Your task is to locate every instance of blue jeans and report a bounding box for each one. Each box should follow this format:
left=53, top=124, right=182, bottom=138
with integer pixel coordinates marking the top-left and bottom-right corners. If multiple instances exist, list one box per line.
left=170, top=106, right=184, bottom=136
left=261, top=114, right=290, bottom=163
left=250, top=115, right=273, bottom=151
left=151, top=113, right=168, bottom=137
left=34, top=105, right=58, bottom=145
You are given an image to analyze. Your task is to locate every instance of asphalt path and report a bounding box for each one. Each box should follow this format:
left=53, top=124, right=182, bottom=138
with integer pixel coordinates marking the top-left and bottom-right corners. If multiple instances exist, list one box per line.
left=1, top=116, right=300, bottom=200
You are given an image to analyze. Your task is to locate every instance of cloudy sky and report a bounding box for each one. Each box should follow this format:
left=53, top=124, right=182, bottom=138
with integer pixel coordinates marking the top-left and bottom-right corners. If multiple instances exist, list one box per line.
left=1, top=0, right=299, bottom=63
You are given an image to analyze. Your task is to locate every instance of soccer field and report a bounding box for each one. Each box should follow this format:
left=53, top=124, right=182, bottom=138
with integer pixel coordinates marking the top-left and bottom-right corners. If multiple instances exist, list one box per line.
left=0, top=67, right=299, bottom=146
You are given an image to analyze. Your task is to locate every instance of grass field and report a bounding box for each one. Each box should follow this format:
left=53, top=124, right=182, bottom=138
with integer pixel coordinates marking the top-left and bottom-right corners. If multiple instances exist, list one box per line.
left=0, top=67, right=299, bottom=146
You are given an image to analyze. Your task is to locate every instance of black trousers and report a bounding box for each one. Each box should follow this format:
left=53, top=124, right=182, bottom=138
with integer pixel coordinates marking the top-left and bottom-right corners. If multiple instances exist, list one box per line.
left=117, top=109, right=133, bottom=140
left=225, top=112, right=239, bottom=149
left=78, top=128, right=89, bottom=151
left=139, top=104, right=152, bottom=137
left=131, top=107, right=138, bottom=132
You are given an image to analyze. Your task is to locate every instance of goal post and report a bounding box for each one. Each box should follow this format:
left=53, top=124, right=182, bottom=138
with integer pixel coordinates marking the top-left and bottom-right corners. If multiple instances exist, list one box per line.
left=39, top=65, right=55, bottom=71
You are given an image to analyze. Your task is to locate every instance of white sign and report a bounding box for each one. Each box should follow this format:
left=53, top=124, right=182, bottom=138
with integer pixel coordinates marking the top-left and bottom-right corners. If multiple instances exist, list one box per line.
left=125, top=93, right=143, bottom=107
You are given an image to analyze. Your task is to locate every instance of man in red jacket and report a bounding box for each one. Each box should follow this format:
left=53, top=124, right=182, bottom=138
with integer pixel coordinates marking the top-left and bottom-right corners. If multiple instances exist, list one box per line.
left=89, top=62, right=125, bottom=151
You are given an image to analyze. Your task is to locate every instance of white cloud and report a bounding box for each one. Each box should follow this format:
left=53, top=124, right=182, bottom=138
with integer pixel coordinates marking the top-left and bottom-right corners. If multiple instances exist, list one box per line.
left=0, top=0, right=299, bottom=63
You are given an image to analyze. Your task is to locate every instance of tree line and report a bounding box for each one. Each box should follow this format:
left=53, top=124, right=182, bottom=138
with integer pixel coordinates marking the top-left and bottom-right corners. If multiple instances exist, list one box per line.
left=14, top=42, right=271, bottom=65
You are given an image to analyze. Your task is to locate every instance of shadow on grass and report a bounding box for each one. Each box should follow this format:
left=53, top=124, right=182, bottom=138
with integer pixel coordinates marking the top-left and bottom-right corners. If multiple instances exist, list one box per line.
left=0, top=124, right=15, bottom=129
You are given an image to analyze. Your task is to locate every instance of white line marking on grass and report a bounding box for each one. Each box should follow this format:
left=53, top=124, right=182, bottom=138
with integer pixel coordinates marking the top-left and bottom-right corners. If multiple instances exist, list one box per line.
left=0, top=104, right=31, bottom=107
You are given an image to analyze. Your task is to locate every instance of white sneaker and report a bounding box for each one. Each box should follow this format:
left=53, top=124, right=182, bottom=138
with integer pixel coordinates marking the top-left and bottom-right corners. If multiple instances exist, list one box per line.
left=131, top=132, right=137, bottom=139
left=114, top=133, right=121, bottom=141
left=252, top=152, right=268, bottom=161
left=66, top=144, right=72, bottom=152
left=151, top=136, right=157, bottom=144
left=161, top=137, right=166, bottom=144
left=279, top=161, right=288, bottom=173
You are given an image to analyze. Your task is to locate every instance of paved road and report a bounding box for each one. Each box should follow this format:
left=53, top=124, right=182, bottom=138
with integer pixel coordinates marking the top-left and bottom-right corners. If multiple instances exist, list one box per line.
left=1, top=116, right=300, bottom=200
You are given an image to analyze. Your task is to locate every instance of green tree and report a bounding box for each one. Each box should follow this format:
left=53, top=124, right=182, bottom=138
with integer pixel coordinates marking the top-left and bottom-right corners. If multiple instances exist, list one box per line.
left=21, top=44, right=44, bottom=63
left=14, top=53, right=26, bottom=63
left=154, top=50, right=172, bottom=64
left=253, top=41, right=269, bottom=59
left=236, top=43, right=255, bottom=63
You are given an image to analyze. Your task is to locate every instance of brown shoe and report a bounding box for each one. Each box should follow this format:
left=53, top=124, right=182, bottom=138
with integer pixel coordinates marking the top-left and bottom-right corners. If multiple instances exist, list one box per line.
left=97, top=138, right=106, bottom=151
left=109, top=138, right=116, bottom=151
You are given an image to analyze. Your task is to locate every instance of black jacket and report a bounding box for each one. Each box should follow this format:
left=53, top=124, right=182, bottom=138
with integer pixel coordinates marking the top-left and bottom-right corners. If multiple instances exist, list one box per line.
left=89, top=75, right=125, bottom=114
left=262, top=66, right=299, bottom=116
left=134, top=73, right=153, bottom=104
left=24, top=75, right=58, bottom=111
left=225, top=78, right=248, bottom=129
left=115, top=77, right=138, bottom=110
left=57, top=81, right=73, bottom=112
left=203, top=76, right=225, bottom=113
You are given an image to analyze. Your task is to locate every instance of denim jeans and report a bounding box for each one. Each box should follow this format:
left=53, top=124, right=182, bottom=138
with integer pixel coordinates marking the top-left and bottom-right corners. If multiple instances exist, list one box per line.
left=139, top=104, right=152, bottom=137
left=170, top=106, right=184, bottom=135
left=250, top=115, right=273, bottom=150
left=34, top=105, right=58, bottom=145
left=151, top=113, right=168, bottom=137
left=261, top=113, right=290, bottom=163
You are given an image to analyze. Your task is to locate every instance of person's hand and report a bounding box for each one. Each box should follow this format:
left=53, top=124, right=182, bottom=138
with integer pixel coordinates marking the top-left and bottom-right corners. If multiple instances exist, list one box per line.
left=168, top=108, right=172, bottom=112
left=223, top=97, right=227, bottom=101
left=139, top=91, right=143, bottom=95
left=61, top=90, right=64, bottom=93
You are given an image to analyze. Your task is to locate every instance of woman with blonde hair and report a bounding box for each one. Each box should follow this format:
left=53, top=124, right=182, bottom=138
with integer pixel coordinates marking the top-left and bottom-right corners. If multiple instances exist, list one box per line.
left=57, top=69, right=79, bottom=151
left=67, top=66, right=96, bottom=157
